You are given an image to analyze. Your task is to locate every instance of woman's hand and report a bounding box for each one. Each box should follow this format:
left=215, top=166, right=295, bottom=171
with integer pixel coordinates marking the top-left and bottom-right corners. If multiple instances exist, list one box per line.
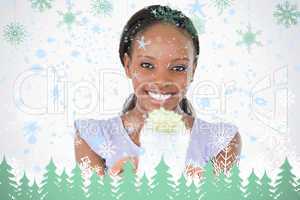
left=109, top=156, right=139, bottom=176
left=185, top=165, right=204, bottom=179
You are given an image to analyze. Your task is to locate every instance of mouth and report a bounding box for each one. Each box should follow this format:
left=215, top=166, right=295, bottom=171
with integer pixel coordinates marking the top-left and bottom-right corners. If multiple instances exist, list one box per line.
left=145, top=90, right=177, bottom=102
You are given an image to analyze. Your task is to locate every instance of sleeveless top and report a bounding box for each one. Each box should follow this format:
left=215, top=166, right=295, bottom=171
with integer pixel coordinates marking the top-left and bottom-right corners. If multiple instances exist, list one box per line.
left=74, top=115, right=238, bottom=177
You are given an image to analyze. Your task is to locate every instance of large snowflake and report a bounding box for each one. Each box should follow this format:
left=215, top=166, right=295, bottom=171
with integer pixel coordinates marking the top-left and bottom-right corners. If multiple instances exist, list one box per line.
left=3, top=22, right=27, bottom=46
left=273, top=1, right=300, bottom=28
left=23, top=121, right=39, bottom=144
left=189, top=0, right=206, bottom=17
left=79, top=156, right=93, bottom=179
left=91, top=0, right=113, bottom=16
left=29, top=0, right=54, bottom=12
left=98, top=140, right=116, bottom=158
left=136, top=35, right=151, bottom=50
left=236, top=23, right=262, bottom=53
left=211, top=0, right=233, bottom=15
left=57, top=5, right=81, bottom=30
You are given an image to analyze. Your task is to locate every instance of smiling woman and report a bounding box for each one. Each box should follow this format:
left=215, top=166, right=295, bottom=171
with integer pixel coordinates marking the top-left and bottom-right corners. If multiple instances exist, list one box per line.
left=74, top=4, right=241, bottom=178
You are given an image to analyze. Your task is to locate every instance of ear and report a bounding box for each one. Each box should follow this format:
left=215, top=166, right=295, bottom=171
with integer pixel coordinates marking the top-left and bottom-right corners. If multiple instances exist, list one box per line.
left=123, top=53, right=132, bottom=79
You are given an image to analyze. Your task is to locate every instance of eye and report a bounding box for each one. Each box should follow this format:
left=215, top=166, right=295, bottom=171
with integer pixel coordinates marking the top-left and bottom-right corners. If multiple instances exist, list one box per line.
left=140, top=62, right=154, bottom=69
left=171, top=65, right=187, bottom=72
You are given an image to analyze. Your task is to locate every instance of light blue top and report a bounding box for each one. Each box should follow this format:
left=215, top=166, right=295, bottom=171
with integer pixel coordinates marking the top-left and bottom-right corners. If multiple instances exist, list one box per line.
left=74, top=115, right=238, bottom=172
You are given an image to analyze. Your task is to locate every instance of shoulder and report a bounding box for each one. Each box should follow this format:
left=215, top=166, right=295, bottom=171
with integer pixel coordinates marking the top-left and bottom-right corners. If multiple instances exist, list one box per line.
left=74, top=116, right=120, bottom=137
left=73, top=116, right=121, bottom=148
left=194, top=117, right=238, bottom=137
left=193, top=117, right=239, bottom=158
left=73, top=116, right=122, bottom=158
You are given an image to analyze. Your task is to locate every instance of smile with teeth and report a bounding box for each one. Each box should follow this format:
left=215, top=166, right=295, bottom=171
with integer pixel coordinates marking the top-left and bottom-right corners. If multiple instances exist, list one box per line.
left=147, top=91, right=174, bottom=101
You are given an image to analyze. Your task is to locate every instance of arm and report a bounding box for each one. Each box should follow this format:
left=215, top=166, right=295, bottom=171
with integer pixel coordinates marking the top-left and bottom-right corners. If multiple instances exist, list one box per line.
left=212, top=132, right=242, bottom=176
left=74, top=131, right=106, bottom=176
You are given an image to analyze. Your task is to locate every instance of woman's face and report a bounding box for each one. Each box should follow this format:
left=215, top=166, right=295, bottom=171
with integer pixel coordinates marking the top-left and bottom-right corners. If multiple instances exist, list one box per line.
left=123, top=23, right=197, bottom=113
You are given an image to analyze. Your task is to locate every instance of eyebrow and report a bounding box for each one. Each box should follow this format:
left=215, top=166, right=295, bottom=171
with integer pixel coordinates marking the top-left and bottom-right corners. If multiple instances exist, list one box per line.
left=137, top=55, right=190, bottom=62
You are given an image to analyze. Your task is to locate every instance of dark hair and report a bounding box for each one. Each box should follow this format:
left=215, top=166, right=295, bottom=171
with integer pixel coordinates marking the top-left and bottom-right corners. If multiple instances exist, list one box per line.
left=119, top=4, right=199, bottom=116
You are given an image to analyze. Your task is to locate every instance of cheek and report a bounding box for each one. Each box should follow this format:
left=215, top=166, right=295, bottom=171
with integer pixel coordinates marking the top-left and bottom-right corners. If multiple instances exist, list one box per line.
left=173, top=74, right=190, bottom=90
left=130, top=69, right=153, bottom=87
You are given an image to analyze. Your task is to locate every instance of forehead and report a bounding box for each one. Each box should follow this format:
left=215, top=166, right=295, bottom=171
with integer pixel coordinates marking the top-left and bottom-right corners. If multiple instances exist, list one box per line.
left=131, top=23, right=194, bottom=59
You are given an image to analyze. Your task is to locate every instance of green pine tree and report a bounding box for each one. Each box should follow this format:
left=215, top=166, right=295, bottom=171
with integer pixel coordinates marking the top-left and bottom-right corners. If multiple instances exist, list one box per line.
left=296, top=177, right=300, bottom=196
left=117, top=160, right=138, bottom=200
left=226, top=163, right=244, bottom=200
left=87, top=170, right=102, bottom=200
left=16, top=172, right=31, bottom=200
left=0, top=156, right=18, bottom=200
left=59, top=168, right=72, bottom=199
left=274, top=157, right=300, bottom=200
left=215, top=170, right=231, bottom=200
left=199, top=160, right=218, bottom=200
left=244, top=169, right=261, bottom=200
left=148, top=156, right=176, bottom=200
left=100, top=172, right=114, bottom=200
left=174, top=174, right=188, bottom=200
left=40, top=158, right=61, bottom=200
left=187, top=180, right=199, bottom=200
left=138, top=173, right=150, bottom=200
left=259, top=171, right=274, bottom=200
left=69, top=164, right=87, bottom=200
left=29, top=179, right=40, bottom=200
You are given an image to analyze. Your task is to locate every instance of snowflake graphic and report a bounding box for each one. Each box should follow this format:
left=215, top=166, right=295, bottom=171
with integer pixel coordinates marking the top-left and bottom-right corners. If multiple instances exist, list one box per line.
left=3, top=22, right=27, bottom=46
left=188, top=0, right=206, bottom=17
left=273, top=1, right=300, bottom=28
left=57, top=5, right=81, bottom=30
left=211, top=0, right=233, bottom=15
left=23, top=121, right=39, bottom=144
left=29, top=0, right=54, bottom=12
left=209, top=125, right=235, bottom=153
left=98, top=140, right=116, bottom=158
left=236, top=23, right=262, bottom=53
left=136, top=36, right=151, bottom=50
left=79, top=156, right=92, bottom=179
left=91, top=0, right=113, bottom=16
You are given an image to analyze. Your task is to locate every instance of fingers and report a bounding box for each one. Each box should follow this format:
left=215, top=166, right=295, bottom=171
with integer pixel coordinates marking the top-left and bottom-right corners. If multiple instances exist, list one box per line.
left=185, top=165, right=203, bottom=179
left=109, top=156, right=139, bottom=176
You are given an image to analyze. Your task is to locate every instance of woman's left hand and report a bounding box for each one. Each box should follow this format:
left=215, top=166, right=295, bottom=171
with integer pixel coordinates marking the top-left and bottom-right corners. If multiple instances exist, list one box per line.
left=109, top=156, right=139, bottom=176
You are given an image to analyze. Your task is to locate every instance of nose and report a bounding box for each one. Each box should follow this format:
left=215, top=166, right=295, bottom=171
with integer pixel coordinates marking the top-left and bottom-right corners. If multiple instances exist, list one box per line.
left=150, top=65, right=174, bottom=83
left=148, top=80, right=178, bottom=94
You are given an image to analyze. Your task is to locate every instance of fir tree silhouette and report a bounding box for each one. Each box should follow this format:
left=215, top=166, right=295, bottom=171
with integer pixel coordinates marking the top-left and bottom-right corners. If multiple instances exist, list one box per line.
left=138, top=173, right=150, bottom=200
left=117, top=160, right=138, bottom=200
left=187, top=180, right=199, bottom=200
left=40, top=158, right=61, bottom=200
left=244, top=169, right=261, bottom=200
left=30, top=179, right=41, bottom=200
left=148, top=156, right=176, bottom=200
left=274, top=157, right=300, bottom=200
left=174, top=174, right=188, bottom=200
left=100, top=172, right=115, bottom=200
left=16, top=172, right=31, bottom=200
left=69, top=164, right=87, bottom=200
left=0, top=156, right=18, bottom=200
left=259, top=171, right=274, bottom=200
left=87, top=170, right=102, bottom=200
left=59, top=168, right=72, bottom=199
left=199, top=160, right=218, bottom=199
left=215, top=170, right=231, bottom=200
left=296, top=177, right=300, bottom=195
left=226, top=163, right=245, bottom=200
